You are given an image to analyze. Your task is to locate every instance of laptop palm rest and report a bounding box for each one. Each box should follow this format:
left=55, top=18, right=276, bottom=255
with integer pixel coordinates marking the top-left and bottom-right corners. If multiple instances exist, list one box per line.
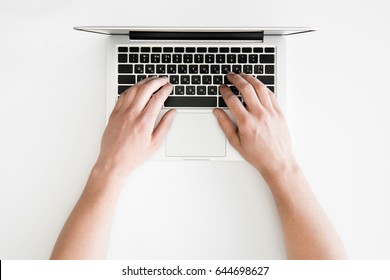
left=165, top=112, right=226, bottom=157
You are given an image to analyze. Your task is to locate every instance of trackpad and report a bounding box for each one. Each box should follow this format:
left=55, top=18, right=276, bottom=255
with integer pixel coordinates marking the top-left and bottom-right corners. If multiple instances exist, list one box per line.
left=166, top=112, right=226, bottom=157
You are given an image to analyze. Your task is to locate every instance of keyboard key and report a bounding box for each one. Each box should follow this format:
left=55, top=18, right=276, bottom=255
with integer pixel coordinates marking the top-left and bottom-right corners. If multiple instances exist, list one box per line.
left=130, top=47, right=139, bottom=52
left=192, top=75, right=201, bottom=84
left=156, top=65, right=166, bottom=73
left=242, top=47, right=252, bottom=53
left=267, top=86, right=275, bottom=92
left=175, top=47, right=184, bottom=52
left=162, top=54, right=171, bottom=63
left=141, top=47, right=150, bottom=52
left=238, top=54, right=247, bottom=63
left=265, top=65, right=275, bottom=74
left=211, top=65, right=220, bottom=74
left=221, top=65, right=231, bottom=74
left=134, top=65, right=144, bottom=73
left=140, top=54, right=149, bottom=63
left=265, top=47, right=275, bottom=53
left=230, top=86, right=239, bottom=95
left=256, top=75, right=274, bottom=84
left=118, top=47, right=128, bottom=52
left=167, top=65, right=176, bottom=73
left=170, top=75, right=179, bottom=84
left=186, top=86, right=196, bottom=95
left=232, top=65, right=242, bottom=73
left=197, top=86, right=206, bottom=95
left=118, top=54, right=127, bottom=63
left=216, top=54, right=225, bottom=63
left=249, top=54, right=258, bottom=63
left=178, top=65, right=187, bottom=74
left=254, top=65, right=264, bottom=74
left=145, top=64, right=154, bottom=73
left=186, top=47, right=195, bottom=53
left=118, top=86, right=130, bottom=94
left=253, top=47, right=263, bottom=53
left=164, top=96, right=217, bottom=107
left=208, top=86, right=218, bottom=95
left=183, top=54, right=193, bottom=63
left=175, top=86, right=185, bottom=95
left=173, top=54, right=182, bottom=63
left=213, top=75, right=223, bottom=85
left=163, top=47, right=173, bottom=52
left=243, top=65, right=253, bottom=74
left=208, top=47, right=218, bottom=53
left=227, top=54, right=236, bottom=63
left=151, top=54, right=160, bottom=63
left=202, top=75, right=212, bottom=84
left=137, top=75, right=147, bottom=82
left=181, top=75, right=190, bottom=84
left=231, top=47, right=240, bottom=53
left=118, top=75, right=135, bottom=84
left=223, top=76, right=232, bottom=85
left=200, top=65, right=209, bottom=74
left=220, top=47, right=229, bottom=53
left=129, top=54, right=138, bottom=63
left=118, top=64, right=133, bottom=73
left=194, top=54, right=204, bottom=63
left=219, top=96, right=241, bottom=107
left=205, top=54, right=214, bottom=63
left=260, top=54, right=275, bottom=63
left=189, top=65, right=198, bottom=74
left=197, top=47, right=207, bottom=53
left=152, top=47, right=162, bottom=52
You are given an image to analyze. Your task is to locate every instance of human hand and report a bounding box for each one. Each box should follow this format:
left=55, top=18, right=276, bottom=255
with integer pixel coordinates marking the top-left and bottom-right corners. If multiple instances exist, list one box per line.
left=214, top=72, right=297, bottom=178
left=95, top=77, right=176, bottom=178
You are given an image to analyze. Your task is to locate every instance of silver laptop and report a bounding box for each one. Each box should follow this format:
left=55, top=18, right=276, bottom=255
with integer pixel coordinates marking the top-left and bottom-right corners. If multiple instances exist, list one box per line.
left=74, top=26, right=315, bottom=160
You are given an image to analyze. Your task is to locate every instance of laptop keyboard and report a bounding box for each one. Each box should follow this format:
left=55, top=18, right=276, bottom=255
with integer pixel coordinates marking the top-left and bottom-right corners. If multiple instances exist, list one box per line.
left=117, top=46, right=275, bottom=108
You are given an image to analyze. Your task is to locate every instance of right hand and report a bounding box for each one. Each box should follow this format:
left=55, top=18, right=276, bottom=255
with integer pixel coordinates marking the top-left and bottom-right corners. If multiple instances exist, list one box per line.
left=213, top=72, right=297, bottom=178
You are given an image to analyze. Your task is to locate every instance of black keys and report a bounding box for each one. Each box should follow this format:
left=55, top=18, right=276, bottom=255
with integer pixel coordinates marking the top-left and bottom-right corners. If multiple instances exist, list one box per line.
left=181, top=75, right=190, bottom=84
left=220, top=47, right=229, bottom=53
left=238, top=54, right=247, bottom=63
left=164, top=96, right=217, bottom=107
left=242, top=47, right=252, bottom=53
left=170, top=75, right=179, bottom=84
left=213, top=75, right=223, bottom=84
left=163, top=47, right=173, bottom=52
left=243, top=65, right=252, bottom=74
left=137, top=75, right=147, bottom=82
left=197, top=86, right=207, bottom=95
left=152, top=47, right=162, bottom=52
left=216, top=54, right=225, bottom=63
left=191, top=75, right=201, bottom=84
left=221, top=65, right=231, bottom=74
left=227, top=54, right=236, bottom=63
left=219, top=96, right=241, bottom=107
left=200, top=65, right=209, bottom=74
left=118, top=47, right=128, bottom=52
left=205, top=54, right=214, bottom=63
left=140, top=54, right=149, bottom=63
left=231, top=47, right=240, bottom=53
left=145, top=64, right=154, bottom=73
left=194, top=54, right=204, bottom=63
left=189, top=65, right=198, bottom=74
left=208, top=47, right=218, bottom=53
left=232, top=65, right=242, bottom=74
left=256, top=75, right=274, bottom=85
left=118, top=64, right=133, bottom=73
left=130, top=47, right=139, bottom=52
left=265, top=65, right=274, bottom=74
left=134, top=64, right=144, bottom=73
left=156, top=65, right=166, bottom=74
left=267, top=86, right=275, bottom=92
left=173, top=54, right=182, bottom=63
left=211, top=65, right=220, bottom=74
left=118, top=54, right=127, bottom=63
left=183, top=54, right=193, bottom=63
left=175, top=47, right=184, bottom=53
left=186, top=86, right=196, bottom=95
left=197, top=47, right=207, bottom=53
left=162, top=54, right=171, bottom=63
left=118, top=75, right=135, bottom=84
left=254, top=65, right=263, bottom=74
left=141, top=47, right=150, bottom=52
left=208, top=86, right=218, bottom=95
left=118, top=86, right=130, bottom=94
left=253, top=47, right=263, bottom=53
left=249, top=54, right=258, bottom=63
left=202, top=75, right=212, bottom=84
left=230, top=86, right=239, bottom=95
left=129, top=54, right=138, bottom=63
left=260, top=54, right=275, bottom=63
left=186, top=47, right=195, bottom=53
left=178, top=65, right=187, bottom=74
left=175, top=86, right=185, bottom=95
left=151, top=54, right=160, bottom=63
left=167, top=65, right=176, bottom=73
left=265, top=47, right=275, bottom=53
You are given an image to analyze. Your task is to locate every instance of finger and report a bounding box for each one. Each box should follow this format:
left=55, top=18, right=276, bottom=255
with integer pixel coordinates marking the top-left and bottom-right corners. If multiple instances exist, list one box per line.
left=239, top=73, right=273, bottom=110
left=226, top=72, right=261, bottom=111
left=112, top=89, right=128, bottom=114
left=129, top=77, right=169, bottom=113
left=121, top=76, right=158, bottom=109
left=213, top=108, right=240, bottom=148
left=219, top=84, right=249, bottom=124
left=143, top=83, right=173, bottom=121
left=269, top=90, right=282, bottom=112
left=151, top=109, right=177, bottom=150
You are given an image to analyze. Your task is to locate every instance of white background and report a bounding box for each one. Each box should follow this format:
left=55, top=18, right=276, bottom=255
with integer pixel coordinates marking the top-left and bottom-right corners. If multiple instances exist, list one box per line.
left=0, top=0, right=389, bottom=259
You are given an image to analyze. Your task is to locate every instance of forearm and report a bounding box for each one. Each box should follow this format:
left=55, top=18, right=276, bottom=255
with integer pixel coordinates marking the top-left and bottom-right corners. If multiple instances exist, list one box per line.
left=50, top=165, right=128, bottom=259
left=262, top=163, right=347, bottom=260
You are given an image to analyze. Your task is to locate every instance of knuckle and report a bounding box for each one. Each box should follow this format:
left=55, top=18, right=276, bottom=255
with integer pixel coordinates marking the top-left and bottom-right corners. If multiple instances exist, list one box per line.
left=241, top=83, right=254, bottom=93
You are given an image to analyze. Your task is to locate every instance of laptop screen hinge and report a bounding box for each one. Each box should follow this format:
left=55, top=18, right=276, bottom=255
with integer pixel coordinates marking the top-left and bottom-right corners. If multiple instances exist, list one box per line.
left=128, top=31, right=264, bottom=41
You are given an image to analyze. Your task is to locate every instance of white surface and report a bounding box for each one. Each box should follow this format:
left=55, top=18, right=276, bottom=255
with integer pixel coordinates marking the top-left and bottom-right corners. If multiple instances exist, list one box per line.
left=0, top=0, right=389, bottom=259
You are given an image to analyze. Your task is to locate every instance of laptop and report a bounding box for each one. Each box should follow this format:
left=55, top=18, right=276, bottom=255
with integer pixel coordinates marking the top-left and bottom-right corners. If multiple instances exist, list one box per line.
left=74, top=26, right=315, bottom=160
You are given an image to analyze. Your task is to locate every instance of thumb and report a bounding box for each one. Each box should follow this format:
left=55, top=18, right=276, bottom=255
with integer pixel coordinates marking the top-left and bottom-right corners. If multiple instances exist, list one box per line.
left=152, top=109, right=176, bottom=150
left=213, top=108, right=240, bottom=148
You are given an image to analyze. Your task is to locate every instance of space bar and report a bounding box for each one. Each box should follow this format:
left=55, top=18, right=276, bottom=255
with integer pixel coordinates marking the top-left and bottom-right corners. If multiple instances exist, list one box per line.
left=164, top=97, right=217, bottom=107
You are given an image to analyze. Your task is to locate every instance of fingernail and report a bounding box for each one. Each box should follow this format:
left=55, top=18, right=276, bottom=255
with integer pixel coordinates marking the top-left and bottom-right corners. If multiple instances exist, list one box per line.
left=227, top=71, right=234, bottom=76
left=213, top=109, right=219, bottom=118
